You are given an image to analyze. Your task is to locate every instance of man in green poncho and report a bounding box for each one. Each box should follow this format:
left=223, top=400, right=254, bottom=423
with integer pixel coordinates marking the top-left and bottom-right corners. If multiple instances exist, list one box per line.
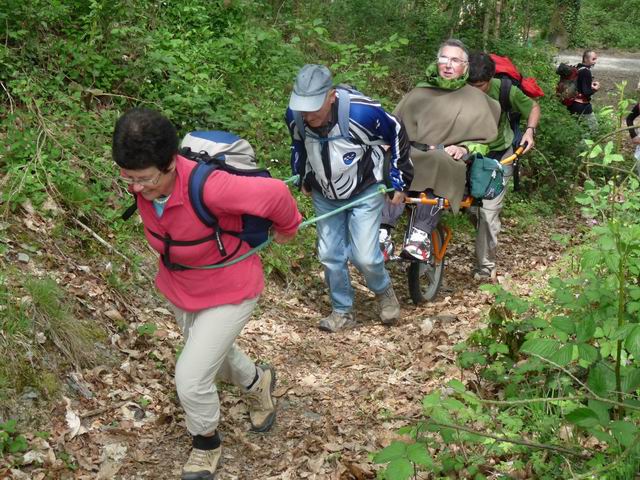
left=379, top=39, right=501, bottom=263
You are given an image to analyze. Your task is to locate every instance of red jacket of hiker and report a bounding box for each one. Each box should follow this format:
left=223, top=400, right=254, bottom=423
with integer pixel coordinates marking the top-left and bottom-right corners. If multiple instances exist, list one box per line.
left=136, top=155, right=302, bottom=312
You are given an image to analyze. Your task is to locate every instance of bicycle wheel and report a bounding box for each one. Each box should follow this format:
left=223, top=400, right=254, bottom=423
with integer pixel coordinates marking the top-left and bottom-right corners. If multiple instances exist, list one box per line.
left=407, top=225, right=445, bottom=304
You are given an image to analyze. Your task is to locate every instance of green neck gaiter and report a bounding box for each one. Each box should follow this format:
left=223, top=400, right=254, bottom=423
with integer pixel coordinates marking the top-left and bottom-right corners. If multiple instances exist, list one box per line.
left=416, top=63, right=468, bottom=90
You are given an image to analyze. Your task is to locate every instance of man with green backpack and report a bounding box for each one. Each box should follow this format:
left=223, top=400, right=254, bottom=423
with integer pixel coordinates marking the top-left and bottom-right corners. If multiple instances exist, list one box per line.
left=467, top=52, right=541, bottom=280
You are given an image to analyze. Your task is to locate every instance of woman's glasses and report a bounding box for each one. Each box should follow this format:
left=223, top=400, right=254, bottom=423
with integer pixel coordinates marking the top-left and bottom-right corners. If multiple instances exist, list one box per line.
left=119, top=170, right=163, bottom=186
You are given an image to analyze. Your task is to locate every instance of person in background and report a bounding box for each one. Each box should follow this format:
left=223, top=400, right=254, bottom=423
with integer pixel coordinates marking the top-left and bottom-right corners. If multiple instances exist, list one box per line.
left=285, top=64, right=413, bottom=332
left=112, top=108, right=302, bottom=480
left=467, top=52, right=541, bottom=280
left=567, top=49, right=600, bottom=131
left=626, top=101, right=640, bottom=175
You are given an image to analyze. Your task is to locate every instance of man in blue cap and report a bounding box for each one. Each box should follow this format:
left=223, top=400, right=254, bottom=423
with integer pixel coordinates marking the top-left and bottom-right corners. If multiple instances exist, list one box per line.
left=285, top=64, right=413, bottom=332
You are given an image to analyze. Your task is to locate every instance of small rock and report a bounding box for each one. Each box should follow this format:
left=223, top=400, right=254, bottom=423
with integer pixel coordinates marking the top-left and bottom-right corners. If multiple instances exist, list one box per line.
left=420, top=318, right=434, bottom=336
left=104, top=309, right=125, bottom=322
left=18, top=253, right=30, bottom=263
left=9, top=469, right=30, bottom=480
left=435, top=314, right=456, bottom=324
left=67, top=372, right=93, bottom=399
left=21, top=387, right=39, bottom=402
left=302, top=410, right=323, bottom=421
left=42, top=196, right=61, bottom=214
left=21, top=199, right=35, bottom=215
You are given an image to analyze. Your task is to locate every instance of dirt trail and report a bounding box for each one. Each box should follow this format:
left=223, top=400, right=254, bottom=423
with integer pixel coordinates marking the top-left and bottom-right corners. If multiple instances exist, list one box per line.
left=4, top=208, right=576, bottom=479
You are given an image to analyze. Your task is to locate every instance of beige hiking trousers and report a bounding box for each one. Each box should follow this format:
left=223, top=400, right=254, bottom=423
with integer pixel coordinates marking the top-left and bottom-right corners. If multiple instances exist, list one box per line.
left=173, top=297, right=259, bottom=436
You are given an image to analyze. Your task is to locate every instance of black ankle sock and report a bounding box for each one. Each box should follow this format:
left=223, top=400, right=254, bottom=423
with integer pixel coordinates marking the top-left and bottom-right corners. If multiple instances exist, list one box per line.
left=245, top=367, right=260, bottom=390
left=381, top=224, right=393, bottom=233
left=192, top=431, right=221, bottom=450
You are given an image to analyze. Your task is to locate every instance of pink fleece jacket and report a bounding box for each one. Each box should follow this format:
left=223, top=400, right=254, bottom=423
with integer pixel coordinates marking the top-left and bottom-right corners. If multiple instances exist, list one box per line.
left=136, top=155, right=302, bottom=311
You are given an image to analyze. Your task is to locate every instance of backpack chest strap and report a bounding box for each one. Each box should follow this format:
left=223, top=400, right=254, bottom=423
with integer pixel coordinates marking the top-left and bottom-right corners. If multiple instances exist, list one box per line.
left=148, top=228, right=242, bottom=271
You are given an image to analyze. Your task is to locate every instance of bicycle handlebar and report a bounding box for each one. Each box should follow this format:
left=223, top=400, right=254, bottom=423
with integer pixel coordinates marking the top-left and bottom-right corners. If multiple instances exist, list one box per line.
left=405, top=195, right=474, bottom=209
left=500, top=142, right=528, bottom=165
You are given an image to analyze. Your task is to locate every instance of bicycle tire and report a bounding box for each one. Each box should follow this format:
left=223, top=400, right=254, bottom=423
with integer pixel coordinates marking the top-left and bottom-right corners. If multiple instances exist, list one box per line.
left=407, top=224, right=445, bottom=304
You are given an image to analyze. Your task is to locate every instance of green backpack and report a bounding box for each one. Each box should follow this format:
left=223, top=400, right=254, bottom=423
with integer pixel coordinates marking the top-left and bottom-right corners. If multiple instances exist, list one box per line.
left=468, top=153, right=505, bottom=200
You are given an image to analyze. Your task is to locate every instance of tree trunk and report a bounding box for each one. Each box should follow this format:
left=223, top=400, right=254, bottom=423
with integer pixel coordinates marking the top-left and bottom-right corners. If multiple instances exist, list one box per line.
left=482, top=0, right=493, bottom=49
left=493, top=0, right=503, bottom=41
left=523, top=0, right=531, bottom=44
left=448, top=0, right=463, bottom=37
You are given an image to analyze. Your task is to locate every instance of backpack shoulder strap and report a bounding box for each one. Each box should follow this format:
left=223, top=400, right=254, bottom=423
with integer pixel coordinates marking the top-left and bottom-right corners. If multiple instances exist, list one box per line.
left=188, top=159, right=230, bottom=256
left=122, top=198, right=138, bottom=220
left=188, top=160, right=219, bottom=229
left=336, top=88, right=352, bottom=139
left=292, top=110, right=306, bottom=141
left=498, top=77, right=513, bottom=114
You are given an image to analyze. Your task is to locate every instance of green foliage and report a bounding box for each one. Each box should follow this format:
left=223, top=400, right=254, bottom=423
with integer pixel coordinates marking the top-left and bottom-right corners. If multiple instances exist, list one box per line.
left=572, top=0, right=640, bottom=48
left=0, top=420, right=28, bottom=456
left=0, top=270, right=104, bottom=406
left=4, top=2, right=639, bottom=475
left=137, top=322, right=158, bottom=337
left=374, top=96, right=640, bottom=478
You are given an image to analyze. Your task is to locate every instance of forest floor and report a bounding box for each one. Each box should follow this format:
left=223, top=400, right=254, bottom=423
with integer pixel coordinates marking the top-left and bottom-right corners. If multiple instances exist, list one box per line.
left=2, top=201, right=580, bottom=479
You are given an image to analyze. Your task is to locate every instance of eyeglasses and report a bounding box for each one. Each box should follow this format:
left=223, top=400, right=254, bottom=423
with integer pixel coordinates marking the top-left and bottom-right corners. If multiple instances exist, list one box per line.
left=119, top=170, right=163, bottom=187
left=437, top=55, right=467, bottom=67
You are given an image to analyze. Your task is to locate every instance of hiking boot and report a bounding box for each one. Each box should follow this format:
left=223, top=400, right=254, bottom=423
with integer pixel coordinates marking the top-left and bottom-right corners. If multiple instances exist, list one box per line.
left=318, top=311, right=357, bottom=332
left=379, top=228, right=394, bottom=262
left=245, top=364, right=276, bottom=433
left=181, top=447, right=221, bottom=480
left=473, top=268, right=497, bottom=281
left=401, top=227, right=431, bottom=262
left=377, top=285, right=400, bottom=325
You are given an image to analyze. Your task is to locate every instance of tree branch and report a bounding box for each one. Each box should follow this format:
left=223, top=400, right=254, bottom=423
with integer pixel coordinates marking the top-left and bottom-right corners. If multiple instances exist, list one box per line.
left=392, top=417, right=591, bottom=459
left=72, top=218, right=154, bottom=283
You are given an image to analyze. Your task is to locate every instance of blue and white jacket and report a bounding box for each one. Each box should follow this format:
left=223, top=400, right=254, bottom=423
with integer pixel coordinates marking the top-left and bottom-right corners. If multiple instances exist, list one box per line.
left=285, top=90, right=413, bottom=200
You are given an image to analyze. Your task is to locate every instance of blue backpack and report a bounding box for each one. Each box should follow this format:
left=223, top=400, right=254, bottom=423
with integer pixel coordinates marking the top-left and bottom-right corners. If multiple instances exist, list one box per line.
left=123, top=131, right=272, bottom=270
left=180, top=130, right=272, bottom=249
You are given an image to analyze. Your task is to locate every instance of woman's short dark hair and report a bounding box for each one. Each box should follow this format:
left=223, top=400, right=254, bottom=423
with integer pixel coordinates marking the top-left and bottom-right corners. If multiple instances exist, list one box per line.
left=467, top=52, right=496, bottom=84
left=112, top=108, right=178, bottom=172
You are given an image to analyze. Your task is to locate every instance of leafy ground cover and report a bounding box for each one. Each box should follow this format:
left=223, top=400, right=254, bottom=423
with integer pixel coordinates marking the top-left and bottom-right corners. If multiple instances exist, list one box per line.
left=0, top=189, right=574, bottom=479
left=2, top=0, right=640, bottom=478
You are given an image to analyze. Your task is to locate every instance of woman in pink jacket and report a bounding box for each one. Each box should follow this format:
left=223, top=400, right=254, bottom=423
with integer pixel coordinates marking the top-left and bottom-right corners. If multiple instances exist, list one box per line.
left=112, top=108, right=302, bottom=480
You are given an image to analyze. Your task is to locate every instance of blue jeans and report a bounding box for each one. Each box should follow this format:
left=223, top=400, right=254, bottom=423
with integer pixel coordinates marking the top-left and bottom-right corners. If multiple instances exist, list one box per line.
left=312, top=184, right=392, bottom=313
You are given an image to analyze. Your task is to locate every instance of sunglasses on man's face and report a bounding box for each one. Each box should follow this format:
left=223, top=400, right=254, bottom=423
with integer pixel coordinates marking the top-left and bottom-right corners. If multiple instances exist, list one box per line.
left=437, top=56, right=467, bottom=67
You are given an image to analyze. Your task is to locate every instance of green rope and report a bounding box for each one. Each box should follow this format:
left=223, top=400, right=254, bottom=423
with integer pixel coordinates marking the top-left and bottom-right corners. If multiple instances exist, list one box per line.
left=175, top=183, right=393, bottom=270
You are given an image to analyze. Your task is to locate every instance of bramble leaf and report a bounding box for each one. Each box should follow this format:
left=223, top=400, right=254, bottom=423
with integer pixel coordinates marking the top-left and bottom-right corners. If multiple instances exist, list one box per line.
left=566, top=408, right=600, bottom=428
left=406, top=443, right=433, bottom=467
left=372, top=441, right=407, bottom=463
left=385, top=458, right=414, bottom=480
left=521, top=339, right=561, bottom=359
